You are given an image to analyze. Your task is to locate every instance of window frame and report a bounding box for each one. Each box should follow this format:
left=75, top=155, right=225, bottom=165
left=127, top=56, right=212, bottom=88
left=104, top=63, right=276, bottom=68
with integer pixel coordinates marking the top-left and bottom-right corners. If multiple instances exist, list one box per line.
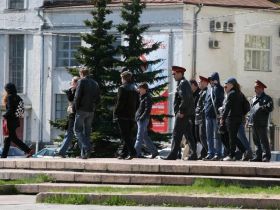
left=7, top=0, right=26, bottom=10
left=244, top=34, right=272, bottom=72
left=55, top=94, right=68, bottom=120
left=56, top=34, right=81, bottom=68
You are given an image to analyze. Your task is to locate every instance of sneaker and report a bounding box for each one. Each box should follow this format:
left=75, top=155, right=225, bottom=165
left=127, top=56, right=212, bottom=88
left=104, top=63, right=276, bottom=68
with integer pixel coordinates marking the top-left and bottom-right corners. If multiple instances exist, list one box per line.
left=223, top=156, right=235, bottom=161
left=186, top=155, right=198, bottom=161
left=202, top=154, right=214, bottom=161
left=242, top=150, right=253, bottom=161
left=151, top=152, right=159, bottom=159
left=211, top=155, right=222, bottom=161
left=262, top=157, right=270, bottom=162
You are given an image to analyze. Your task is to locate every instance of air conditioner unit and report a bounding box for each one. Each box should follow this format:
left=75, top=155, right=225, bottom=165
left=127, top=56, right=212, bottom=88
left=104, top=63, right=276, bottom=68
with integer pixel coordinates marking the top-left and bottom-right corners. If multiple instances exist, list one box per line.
left=223, top=22, right=235, bottom=33
left=209, top=40, right=220, bottom=49
left=210, top=20, right=223, bottom=32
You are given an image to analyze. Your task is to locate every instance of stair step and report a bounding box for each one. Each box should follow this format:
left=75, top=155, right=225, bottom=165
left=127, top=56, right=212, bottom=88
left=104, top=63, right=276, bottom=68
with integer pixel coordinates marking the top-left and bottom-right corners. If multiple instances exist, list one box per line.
left=0, top=158, right=279, bottom=177
left=1, top=169, right=280, bottom=186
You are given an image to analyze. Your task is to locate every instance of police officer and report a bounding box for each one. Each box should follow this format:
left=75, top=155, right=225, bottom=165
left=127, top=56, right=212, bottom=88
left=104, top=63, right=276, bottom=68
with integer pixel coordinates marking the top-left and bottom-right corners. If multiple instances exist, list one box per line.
left=161, top=66, right=196, bottom=160
left=248, top=80, right=273, bottom=162
left=195, top=76, right=209, bottom=159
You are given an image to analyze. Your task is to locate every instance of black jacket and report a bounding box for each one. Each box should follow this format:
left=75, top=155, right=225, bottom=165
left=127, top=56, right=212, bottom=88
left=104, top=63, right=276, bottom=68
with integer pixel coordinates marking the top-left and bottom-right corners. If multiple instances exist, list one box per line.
left=73, top=76, right=100, bottom=113
left=174, top=78, right=194, bottom=117
left=221, top=89, right=243, bottom=122
left=114, top=82, right=139, bottom=120
left=248, top=92, right=273, bottom=127
left=135, top=92, right=152, bottom=121
left=195, top=87, right=207, bottom=124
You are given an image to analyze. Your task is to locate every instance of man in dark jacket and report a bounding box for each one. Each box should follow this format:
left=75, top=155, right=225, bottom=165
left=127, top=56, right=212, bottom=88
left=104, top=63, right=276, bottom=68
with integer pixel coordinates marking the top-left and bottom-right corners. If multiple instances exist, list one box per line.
left=248, top=80, right=273, bottom=162
left=162, top=66, right=196, bottom=160
left=73, top=67, right=100, bottom=159
left=56, top=76, right=80, bottom=157
left=203, top=72, right=224, bottom=161
left=195, top=76, right=209, bottom=159
left=114, top=70, right=139, bottom=160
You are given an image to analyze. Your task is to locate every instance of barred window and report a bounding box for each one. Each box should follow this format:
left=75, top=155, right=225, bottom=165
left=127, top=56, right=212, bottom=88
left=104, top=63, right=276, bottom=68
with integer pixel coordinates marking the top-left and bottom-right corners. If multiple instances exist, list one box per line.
left=55, top=94, right=68, bottom=120
left=9, top=35, right=24, bottom=93
left=244, top=35, right=271, bottom=72
left=56, top=35, right=81, bottom=67
left=9, top=0, right=24, bottom=9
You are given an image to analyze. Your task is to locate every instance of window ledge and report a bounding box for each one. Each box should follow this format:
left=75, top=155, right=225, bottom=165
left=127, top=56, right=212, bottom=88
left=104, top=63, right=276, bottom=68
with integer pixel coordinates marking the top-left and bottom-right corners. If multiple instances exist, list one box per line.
left=244, top=69, right=272, bottom=72
left=4, top=8, right=27, bottom=12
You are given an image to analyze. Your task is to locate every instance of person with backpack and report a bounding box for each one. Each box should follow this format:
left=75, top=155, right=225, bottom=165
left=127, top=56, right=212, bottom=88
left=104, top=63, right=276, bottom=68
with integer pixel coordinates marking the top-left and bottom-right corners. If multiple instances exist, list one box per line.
left=247, top=80, right=274, bottom=162
left=1, top=83, right=33, bottom=158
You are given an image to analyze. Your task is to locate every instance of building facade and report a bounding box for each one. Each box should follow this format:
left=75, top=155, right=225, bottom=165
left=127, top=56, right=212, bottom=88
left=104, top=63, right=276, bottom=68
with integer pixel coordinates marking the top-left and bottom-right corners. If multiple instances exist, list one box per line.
left=0, top=0, right=279, bottom=149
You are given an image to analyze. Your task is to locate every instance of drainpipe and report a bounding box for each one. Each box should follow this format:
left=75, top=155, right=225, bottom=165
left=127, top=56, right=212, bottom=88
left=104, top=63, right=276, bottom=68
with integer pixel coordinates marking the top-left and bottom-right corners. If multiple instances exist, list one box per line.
left=191, top=4, right=203, bottom=79
left=36, top=8, right=46, bottom=153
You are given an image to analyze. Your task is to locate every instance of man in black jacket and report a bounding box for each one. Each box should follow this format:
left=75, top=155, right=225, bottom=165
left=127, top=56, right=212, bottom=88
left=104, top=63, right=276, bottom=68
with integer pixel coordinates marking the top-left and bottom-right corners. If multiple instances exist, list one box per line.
left=248, top=80, right=273, bottom=162
left=114, top=70, right=139, bottom=160
left=162, top=66, right=196, bottom=160
left=73, top=67, right=100, bottom=159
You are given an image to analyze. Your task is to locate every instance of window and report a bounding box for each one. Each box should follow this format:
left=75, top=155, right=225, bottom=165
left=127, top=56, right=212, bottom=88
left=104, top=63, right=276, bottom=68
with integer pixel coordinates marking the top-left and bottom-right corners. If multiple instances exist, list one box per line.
left=55, top=94, right=68, bottom=120
left=9, top=0, right=24, bottom=9
left=56, top=35, right=81, bottom=67
left=244, top=35, right=271, bottom=72
left=9, top=35, right=24, bottom=93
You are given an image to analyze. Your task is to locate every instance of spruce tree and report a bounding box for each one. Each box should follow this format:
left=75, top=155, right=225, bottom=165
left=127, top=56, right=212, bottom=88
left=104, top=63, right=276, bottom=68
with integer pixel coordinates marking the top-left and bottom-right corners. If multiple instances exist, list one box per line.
left=51, top=0, right=121, bottom=157
left=117, top=0, right=170, bottom=141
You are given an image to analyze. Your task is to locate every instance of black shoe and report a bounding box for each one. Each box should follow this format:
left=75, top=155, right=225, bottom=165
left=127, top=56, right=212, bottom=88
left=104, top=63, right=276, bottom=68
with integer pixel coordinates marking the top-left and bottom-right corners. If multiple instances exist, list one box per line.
left=187, top=155, right=198, bottom=161
left=136, top=155, right=146, bottom=159
left=262, top=157, right=270, bottom=162
left=160, top=156, right=176, bottom=160
left=242, top=150, right=253, bottom=161
left=125, top=155, right=135, bottom=160
left=202, top=154, right=214, bottom=161
left=250, top=157, right=262, bottom=162
left=151, top=152, right=159, bottom=159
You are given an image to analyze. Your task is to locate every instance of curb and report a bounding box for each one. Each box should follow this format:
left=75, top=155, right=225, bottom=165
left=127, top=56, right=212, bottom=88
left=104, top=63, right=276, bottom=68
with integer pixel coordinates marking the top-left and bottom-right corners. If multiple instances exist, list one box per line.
left=36, top=192, right=280, bottom=209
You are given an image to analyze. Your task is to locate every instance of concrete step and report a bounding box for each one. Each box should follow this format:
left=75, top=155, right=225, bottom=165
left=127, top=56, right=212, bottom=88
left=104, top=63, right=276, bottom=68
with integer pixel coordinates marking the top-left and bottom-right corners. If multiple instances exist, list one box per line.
left=0, top=158, right=280, bottom=177
left=1, top=169, right=280, bottom=186
left=36, top=192, right=280, bottom=209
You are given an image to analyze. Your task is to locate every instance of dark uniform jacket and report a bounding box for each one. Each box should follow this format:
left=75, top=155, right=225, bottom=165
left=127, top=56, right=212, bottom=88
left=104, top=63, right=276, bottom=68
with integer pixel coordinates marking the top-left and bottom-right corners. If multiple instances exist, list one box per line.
left=174, top=77, right=194, bottom=117
left=73, top=76, right=100, bottom=113
left=114, top=82, right=139, bottom=120
left=221, top=89, right=243, bottom=123
left=195, top=87, right=207, bottom=125
left=248, top=92, right=273, bottom=127
left=135, top=92, right=152, bottom=121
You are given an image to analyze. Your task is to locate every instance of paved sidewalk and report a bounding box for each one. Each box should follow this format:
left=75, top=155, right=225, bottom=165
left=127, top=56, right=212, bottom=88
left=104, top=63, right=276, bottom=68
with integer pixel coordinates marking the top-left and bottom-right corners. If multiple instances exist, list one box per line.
left=0, top=195, right=36, bottom=205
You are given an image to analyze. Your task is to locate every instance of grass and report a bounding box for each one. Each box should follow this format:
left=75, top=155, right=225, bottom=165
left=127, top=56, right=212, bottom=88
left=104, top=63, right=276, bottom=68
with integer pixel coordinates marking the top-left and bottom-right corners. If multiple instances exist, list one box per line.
left=0, top=174, right=53, bottom=185
left=51, top=178, right=280, bottom=196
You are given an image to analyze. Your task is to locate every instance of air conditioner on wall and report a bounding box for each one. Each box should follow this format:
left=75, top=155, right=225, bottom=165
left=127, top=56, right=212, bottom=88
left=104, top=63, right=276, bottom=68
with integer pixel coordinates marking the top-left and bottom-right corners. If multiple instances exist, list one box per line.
left=209, top=40, right=220, bottom=49
left=210, top=20, right=223, bottom=32
left=223, top=22, right=235, bottom=33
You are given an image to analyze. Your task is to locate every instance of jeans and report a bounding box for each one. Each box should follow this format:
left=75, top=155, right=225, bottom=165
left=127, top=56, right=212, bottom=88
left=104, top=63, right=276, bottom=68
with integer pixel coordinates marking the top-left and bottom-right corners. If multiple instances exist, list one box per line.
left=57, top=114, right=75, bottom=156
left=134, top=118, right=158, bottom=157
left=74, top=110, right=94, bottom=158
left=237, top=124, right=251, bottom=151
left=206, top=117, right=222, bottom=156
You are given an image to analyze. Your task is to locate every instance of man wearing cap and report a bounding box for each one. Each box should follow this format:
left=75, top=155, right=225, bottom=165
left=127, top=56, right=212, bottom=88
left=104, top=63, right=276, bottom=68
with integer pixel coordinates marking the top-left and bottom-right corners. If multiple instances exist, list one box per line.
left=203, top=72, right=224, bottom=161
left=247, top=80, right=273, bottom=162
left=194, top=76, right=209, bottom=159
left=162, top=66, right=196, bottom=160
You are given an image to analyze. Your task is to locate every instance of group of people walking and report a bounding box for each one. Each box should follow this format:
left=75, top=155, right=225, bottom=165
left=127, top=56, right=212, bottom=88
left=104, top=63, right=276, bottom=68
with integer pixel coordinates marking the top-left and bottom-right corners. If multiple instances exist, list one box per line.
left=162, top=66, right=273, bottom=162
left=1, top=65, right=274, bottom=162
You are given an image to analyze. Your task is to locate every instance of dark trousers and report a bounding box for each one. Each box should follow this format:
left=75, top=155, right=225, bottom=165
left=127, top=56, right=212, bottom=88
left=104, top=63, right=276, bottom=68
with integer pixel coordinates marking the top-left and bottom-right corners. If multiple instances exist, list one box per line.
left=1, top=122, right=30, bottom=158
left=252, top=126, right=271, bottom=160
left=167, top=115, right=196, bottom=159
left=226, top=120, right=242, bottom=157
left=195, top=122, right=208, bottom=158
left=117, top=119, right=136, bottom=157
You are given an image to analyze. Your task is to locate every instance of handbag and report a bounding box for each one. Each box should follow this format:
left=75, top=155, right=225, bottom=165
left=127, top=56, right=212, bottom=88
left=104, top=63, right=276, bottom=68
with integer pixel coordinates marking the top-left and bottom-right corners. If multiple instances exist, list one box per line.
left=2, top=118, right=9, bottom=137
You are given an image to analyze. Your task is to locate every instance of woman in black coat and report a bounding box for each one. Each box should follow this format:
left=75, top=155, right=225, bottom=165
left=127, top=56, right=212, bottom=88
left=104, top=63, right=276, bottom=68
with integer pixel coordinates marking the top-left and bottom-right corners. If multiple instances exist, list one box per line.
left=220, top=78, right=244, bottom=161
left=1, top=83, right=33, bottom=158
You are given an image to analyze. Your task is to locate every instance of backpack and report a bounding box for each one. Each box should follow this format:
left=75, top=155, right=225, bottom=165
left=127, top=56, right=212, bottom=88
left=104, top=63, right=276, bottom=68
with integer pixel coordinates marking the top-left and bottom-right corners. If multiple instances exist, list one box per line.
left=242, top=94, right=250, bottom=115
left=15, top=96, right=24, bottom=118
